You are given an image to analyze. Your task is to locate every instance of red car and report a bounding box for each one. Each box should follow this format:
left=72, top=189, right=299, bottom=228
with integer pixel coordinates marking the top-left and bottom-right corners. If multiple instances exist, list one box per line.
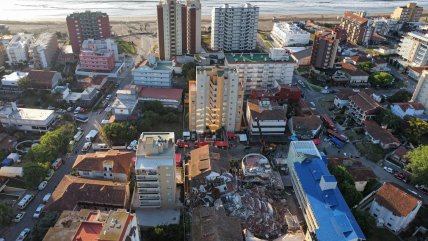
left=176, top=140, right=190, bottom=148
left=394, top=173, right=408, bottom=183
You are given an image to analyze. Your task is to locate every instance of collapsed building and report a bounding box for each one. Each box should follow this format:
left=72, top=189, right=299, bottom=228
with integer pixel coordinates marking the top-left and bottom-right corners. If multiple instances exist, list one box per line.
left=187, top=146, right=293, bottom=240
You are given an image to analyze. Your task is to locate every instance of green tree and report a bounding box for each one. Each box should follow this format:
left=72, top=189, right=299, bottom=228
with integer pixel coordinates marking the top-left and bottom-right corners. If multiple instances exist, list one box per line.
left=330, top=165, right=363, bottom=207
left=0, top=149, right=7, bottom=162
left=0, top=204, right=13, bottom=228
left=406, top=117, right=428, bottom=144
left=23, top=162, right=49, bottom=189
left=142, top=101, right=165, bottom=113
left=353, top=210, right=376, bottom=236
left=17, top=76, right=31, bottom=90
left=369, top=72, right=394, bottom=87
left=358, top=61, right=373, bottom=73
left=103, top=122, right=138, bottom=145
left=30, top=212, right=59, bottom=241
left=406, top=145, right=428, bottom=185
left=373, top=109, right=402, bottom=133
left=182, top=62, right=197, bottom=81
left=388, top=89, right=412, bottom=103
left=163, top=112, right=178, bottom=123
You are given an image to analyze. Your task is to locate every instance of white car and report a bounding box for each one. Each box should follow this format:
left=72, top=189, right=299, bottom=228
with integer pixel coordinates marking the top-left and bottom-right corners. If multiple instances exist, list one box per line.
left=42, top=193, right=52, bottom=203
left=33, top=204, right=45, bottom=219
left=383, top=166, right=393, bottom=174
left=16, top=228, right=30, bottom=241
left=38, top=181, right=48, bottom=191
left=82, top=142, right=92, bottom=152
left=12, top=212, right=26, bottom=223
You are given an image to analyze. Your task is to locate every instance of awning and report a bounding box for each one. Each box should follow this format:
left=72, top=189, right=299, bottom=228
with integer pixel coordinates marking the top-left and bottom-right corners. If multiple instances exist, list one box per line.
left=227, top=132, right=235, bottom=138
left=239, top=134, right=247, bottom=142
left=312, top=138, right=321, bottom=145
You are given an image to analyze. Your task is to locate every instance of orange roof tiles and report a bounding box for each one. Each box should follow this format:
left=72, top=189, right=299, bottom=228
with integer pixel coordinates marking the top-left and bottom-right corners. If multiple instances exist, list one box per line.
left=375, top=182, right=421, bottom=217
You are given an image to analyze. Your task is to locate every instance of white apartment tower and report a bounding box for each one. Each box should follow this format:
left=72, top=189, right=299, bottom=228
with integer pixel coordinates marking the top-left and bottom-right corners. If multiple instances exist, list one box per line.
left=211, top=3, right=259, bottom=51
left=30, top=32, right=59, bottom=69
left=412, top=70, right=428, bottom=113
left=157, top=0, right=201, bottom=60
left=135, top=132, right=176, bottom=209
left=398, top=32, right=428, bottom=67
left=6, top=33, right=33, bottom=65
left=189, top=66, right=244, bottom=133
left=271, top=22, right=310, bottom=47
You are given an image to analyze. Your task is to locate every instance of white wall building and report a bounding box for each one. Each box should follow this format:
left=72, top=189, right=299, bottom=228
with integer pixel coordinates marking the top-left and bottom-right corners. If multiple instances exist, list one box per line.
left=372, top=18, right=401, bottom=35
left=369, top=182, right=422, bottom=233
left=398, top=32, right=428, bottom=67
left=135, top=132, right=176, bottom=209
left=30, top=32, right=59, bottom=69
left=0, top=71, right=28, bottom=87
left=112, top=88, right=139, bottom=121
left=133, top=55, right=173, bottom=87
left=390, top=102, right=425, bottom=118
left=6, top=33, right=33, bottom=65
left=81, top=38, right=119, bottom=61
left=246, top=100, right=287, bottom=136
left=225, top=48, right=296, bottom=94
left=271, top=22, right=310, bottom=47
left=0, top=103, right=56, bottom=132
left=211, top=3, right=259, bottom=51
left=412, top=70, right=428, bottom=113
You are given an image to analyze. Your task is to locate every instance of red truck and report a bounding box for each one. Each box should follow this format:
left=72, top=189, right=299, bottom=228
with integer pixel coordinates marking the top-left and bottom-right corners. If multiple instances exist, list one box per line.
left=320, top=114, right=336, bottom=131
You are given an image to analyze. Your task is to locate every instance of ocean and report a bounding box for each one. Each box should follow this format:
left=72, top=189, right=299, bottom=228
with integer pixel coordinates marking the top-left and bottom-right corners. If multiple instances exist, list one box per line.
left=0, top=0, right=427, bottom=20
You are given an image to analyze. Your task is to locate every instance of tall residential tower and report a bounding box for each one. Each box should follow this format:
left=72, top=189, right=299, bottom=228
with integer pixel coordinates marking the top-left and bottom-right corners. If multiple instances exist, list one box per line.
left=311, top=30, right=339, bottom=69
left=66, top=11, right=111, bottom=54
left=211, top=3, right=259, bottom=51
left=157, top=0, right=201, bottom=60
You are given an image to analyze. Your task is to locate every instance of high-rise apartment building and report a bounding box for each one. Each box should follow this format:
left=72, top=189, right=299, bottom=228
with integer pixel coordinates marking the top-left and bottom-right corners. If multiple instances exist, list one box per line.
left=135, top=132, right=176, bottom=209
left=30, top=33, right=58, bottom=69
left=412, top=70, right=428, bottom=113
left=391, top=2, right=423, bottom=22
left=340, top=11, right=374, bottom=46
left=66, top=11, right=111, bottom=54
left=211, top=3, right=259, bottom=51
left=271, top=22, right=310, bottom=47
left=189, top=66, right=244, bottom=133
left=398, top=32, right=428, bottom=67
left=6, top=33, right=33, bottom=65
left=311, top=30, right=339, bottom=69
left=224, top=48, right=296, bottom=94
left=157, top=0, right=201, bottom=60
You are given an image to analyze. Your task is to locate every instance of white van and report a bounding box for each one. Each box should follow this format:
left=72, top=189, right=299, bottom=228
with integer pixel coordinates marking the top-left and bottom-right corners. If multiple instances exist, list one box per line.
left=17, top=194, right=34, bottom=209
left=74, top=106, right=81, bottom=114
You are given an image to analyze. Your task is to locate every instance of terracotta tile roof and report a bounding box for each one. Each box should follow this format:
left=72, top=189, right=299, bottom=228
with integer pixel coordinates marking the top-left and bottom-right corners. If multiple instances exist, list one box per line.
left=364, top=120, right=400, bottom=146
left=349, top=92, right=380, bottom=112
left=72, top=150, right=134, bottom=178
left=247, top=100, right=287, bottom=121
left=350, top=55, right=371, bottom=63
left=375, top=182, right=421, bottom=217
left=27, top=70, right=59, bottom=89
left=393, top=102, right=425, bottom=112
left=373, top=56, right=387, bottom=65
left=408, top=66, right=428, bottom=74
left=291, top=115, right=322, bottom=132
left=335, top=88, right=357, bottom=100
left=393, top=146, right=409, bottom=158
left=348, top=167, right=376, bottom=182
left=341, top=63, right=369, bottom=77
left=139, top=87, right=183, bottom=101
left=45, top=175, right=129, bottom=211
left=343, top=12, right=369, bottom=25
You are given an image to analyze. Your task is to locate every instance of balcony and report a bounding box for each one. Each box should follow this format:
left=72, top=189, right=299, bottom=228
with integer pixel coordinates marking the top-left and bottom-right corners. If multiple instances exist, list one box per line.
left=137, top=187, right=160, bottom=193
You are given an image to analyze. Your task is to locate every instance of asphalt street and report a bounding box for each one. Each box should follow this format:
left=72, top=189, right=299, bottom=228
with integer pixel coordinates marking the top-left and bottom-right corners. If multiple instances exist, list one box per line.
left=2, top=56, right=134, bottom=241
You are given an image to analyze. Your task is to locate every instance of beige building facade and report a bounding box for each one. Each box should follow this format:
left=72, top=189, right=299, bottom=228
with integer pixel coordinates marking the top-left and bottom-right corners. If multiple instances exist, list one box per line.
left=391, top=3, right=423, bottom=22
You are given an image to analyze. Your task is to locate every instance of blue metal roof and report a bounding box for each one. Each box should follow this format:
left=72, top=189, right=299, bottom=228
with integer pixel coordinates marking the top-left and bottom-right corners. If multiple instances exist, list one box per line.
left=294, top=157, right=366, bottom=241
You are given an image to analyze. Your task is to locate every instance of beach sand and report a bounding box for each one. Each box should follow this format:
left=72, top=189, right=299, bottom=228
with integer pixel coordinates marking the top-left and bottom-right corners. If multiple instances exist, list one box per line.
left=0, top=12, right=409, bottom=35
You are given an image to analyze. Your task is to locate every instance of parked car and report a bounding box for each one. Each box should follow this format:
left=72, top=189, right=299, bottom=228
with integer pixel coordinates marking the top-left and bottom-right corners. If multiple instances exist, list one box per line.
left=12, top=212, right=26, bottom=223
left=33, top=204, right=45, bottom=219
left=394, top=173, right=408, bottom=183
left=415, top=184, right=428, bottom=195
left=42, top=193, right=52, bottom=203
left=383, top=166, right=393, bottom=174
left=82, top=142, right=92, bottom=152
left=105, top=94, right=112, bottom=100
left=44, top=169, right=54, bottom=181
left=38, top=181, right=48, bottom=191
left=16, top=228, right=31, bottom=241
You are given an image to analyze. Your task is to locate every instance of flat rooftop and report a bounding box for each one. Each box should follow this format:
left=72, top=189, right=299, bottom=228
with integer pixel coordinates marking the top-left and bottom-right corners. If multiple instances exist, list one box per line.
left=156, top=61, right=174, bottom=71
left=1, top=71, right=28, bottom=82
left=111, top=97, right=138, bottom=109
left=135, top=132, right=175, bottom=169
left=135, top=208, right=180, bottom=227
left=0, top=106, right=54, bottom=121
left=225, top=53, right=295, bottom=64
